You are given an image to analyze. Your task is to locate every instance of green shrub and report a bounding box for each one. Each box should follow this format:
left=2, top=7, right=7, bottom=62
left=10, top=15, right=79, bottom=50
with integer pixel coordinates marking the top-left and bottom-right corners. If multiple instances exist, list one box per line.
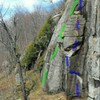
left=21, top=41, right=38, bottom=67
left=21, top=16, right=55, bottom=68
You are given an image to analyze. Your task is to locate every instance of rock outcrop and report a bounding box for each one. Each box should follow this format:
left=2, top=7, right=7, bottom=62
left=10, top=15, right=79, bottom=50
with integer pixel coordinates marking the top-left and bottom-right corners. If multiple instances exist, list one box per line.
left=42, top=0, right=100, bottom=100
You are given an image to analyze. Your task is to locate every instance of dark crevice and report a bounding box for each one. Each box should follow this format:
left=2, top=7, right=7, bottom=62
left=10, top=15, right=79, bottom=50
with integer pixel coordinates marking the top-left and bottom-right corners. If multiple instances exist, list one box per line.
left=81, top=1, right=90, bottom=94
left=94, top=79, right=100, bottom=88
left=88, top=95, right=95, bottom=100
left=64, top=41, right=83, bottom=52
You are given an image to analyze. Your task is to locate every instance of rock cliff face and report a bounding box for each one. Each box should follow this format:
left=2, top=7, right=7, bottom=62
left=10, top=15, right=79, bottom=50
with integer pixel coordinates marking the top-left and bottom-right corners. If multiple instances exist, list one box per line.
left=42, top=0, right=100, bottom=100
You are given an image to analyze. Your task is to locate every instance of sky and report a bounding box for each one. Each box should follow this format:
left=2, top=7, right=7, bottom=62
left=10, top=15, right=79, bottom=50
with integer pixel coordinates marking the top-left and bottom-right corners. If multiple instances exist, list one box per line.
left=0, top=0, right=62, bottom=19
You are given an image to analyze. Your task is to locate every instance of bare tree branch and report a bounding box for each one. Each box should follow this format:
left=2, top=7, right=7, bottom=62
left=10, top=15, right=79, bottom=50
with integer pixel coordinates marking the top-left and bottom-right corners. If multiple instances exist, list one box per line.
left=0, top=5, right=28, bottom=100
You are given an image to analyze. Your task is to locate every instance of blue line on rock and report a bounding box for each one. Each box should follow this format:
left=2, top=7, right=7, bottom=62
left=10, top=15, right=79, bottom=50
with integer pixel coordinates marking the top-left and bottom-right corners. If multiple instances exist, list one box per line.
left=66, top=56, right=69, bottom=67
left=72, top=40, right=78, bottom=51
left=76, top=20, right=80, bottom=30
left=69, top=70, right=80, bottom=76
left=78, top=0, right=82, bottom=11
left=76, top=83, right=80, bottom=97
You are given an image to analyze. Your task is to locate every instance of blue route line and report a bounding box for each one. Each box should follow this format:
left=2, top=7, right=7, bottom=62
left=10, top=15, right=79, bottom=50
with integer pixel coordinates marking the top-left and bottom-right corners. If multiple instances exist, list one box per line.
left=72, top=40, right=78, bottom=51
left=78, top=0, right=82, bottom=11
left=76, top=83, right=80, bottom=97
left=69, top=70, right=80, bottom=76
left=76, top=20, right=80, bottom=30
left=66, top=56, right=69, bottom=67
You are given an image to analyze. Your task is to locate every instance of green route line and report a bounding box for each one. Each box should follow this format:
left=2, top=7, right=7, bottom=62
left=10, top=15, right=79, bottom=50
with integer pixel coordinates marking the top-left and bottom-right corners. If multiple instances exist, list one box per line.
left=50, top=23, right=66, bottom=61
left=51, top=45, right=59, bottom=60
left=42, top=0, right=80, bottom=91
left=42, top=69, right=48, bottom=86
left=59, top=23, right=67, bottom=41
left=70, top=0, right=79, bottom=16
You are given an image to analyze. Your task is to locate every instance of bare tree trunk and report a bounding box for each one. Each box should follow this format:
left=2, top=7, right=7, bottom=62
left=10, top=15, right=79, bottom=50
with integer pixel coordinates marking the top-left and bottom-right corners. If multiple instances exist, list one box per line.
left=0, top=13, right=28, bottom=100
left=16, top=54, right=27, bottom=100
left=19, top=63, right=27, bottom=100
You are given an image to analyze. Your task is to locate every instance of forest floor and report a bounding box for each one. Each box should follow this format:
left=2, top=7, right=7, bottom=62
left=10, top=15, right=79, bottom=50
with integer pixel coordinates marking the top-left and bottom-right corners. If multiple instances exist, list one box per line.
left=0, top=70, right=87, bottom=100
left=0, top=70, right=66, bottom=100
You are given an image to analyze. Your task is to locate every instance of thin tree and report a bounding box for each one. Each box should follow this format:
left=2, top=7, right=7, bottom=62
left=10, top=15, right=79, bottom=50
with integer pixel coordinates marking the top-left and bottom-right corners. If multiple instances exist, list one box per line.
left=0, top=6, right=28, bottom=100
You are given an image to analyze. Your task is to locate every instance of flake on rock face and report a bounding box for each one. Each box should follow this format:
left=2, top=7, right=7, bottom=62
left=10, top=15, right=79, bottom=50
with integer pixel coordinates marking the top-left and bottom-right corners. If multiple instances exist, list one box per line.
left=88, top=36, right=100, bottom=80
left=95, top=92, right=100, bottom=100
left=88, top=97, right=94, bottom=100
left=91, top=56, right=100, bottom=80
left=64, top=15, right=85, bottom=37
left=47, top=50, right=63, bottom=92
left=88, top=77, right=95, bottom=98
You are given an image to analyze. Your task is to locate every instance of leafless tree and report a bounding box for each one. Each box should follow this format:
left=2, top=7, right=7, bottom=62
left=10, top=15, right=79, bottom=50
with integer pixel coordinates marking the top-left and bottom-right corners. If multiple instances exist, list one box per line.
left=0, top=6, right=28, bottom=100
left=10, top=6, right=49, bottom=53
left=0, top=3, right=50, bottom=100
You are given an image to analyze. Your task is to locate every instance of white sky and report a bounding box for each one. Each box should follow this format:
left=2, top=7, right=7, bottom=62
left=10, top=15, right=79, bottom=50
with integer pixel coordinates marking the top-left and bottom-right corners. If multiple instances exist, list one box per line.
left=0, top=0, right=61, bottom=9
left=0, top=0, right=62, bottom=20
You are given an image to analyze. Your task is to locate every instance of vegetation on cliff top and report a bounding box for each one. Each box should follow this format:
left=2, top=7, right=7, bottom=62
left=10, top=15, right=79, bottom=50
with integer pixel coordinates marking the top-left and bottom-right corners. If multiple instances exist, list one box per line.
left=21, top=16, right=55, bottom=70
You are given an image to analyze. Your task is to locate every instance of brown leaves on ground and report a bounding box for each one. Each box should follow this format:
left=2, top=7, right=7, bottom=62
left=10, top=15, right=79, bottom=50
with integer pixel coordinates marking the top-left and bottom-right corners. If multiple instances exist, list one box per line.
left=28, top=70, right=66, bottom=100
left=29, top=90, right=66, bottom=100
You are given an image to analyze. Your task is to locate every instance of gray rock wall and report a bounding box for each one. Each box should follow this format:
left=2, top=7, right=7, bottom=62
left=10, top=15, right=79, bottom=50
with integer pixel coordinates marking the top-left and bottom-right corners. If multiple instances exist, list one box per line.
left=42, top=0, right=100, bottom=99
left=86, top=0, right=100, bottom=99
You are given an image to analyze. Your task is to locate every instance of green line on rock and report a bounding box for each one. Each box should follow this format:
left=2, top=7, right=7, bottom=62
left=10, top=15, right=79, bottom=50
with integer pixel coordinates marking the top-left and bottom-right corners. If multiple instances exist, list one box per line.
left=59, top=23, right=66, bottom=40
left=42, top=69, right=48, bottom=86
left=70, top=0, right=79, bottom=16
left=51, top=45, right=59, bottom=60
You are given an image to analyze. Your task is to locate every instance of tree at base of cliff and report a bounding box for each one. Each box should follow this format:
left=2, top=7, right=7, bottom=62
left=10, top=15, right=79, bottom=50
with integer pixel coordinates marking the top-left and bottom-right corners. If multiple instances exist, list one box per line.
left=21, top=16, right=55, bottom=71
